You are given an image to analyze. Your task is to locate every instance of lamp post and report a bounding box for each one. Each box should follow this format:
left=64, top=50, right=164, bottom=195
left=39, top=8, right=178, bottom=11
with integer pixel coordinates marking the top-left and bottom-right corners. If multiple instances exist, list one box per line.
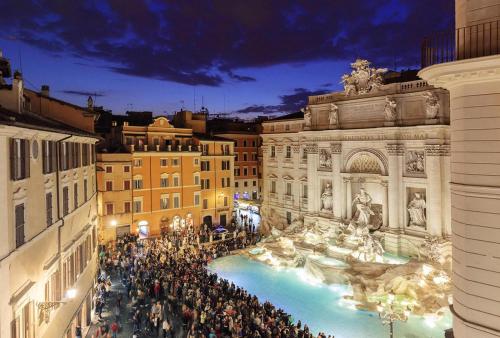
left=376, top=291, right=412, bottom=338
left=38, top=288, right=77, bottom=323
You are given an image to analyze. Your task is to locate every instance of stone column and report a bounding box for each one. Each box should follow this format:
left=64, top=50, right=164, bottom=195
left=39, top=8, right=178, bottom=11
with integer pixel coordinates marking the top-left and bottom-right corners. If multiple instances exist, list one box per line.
left=306, top=144, right=319, bottom=214
left=345, top=178, right=352, bottom=219
left=425, top=144, right=445, bottom=237
left=331, top=143, right=343, bottom=219
left=420, top=54, right=500, bottom=337
left=382, top=181, right=388, bottom=227
left=386, top=144, right=404, bottom=231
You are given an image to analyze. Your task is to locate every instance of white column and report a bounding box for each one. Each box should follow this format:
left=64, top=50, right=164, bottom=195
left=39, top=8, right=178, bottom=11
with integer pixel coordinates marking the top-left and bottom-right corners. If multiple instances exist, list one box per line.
left=382, top=181, right=388, bottom=227
left=425, top=145, right=443, bottom=237
left=386, top=144, right=403, bottom=231
left=345, top=178, right=352, bottom=219
left=306, top=144, right=319, bottom=214
left=331, top=143, right=343, bottom=219
left=420, top=54, right=500, bottom=337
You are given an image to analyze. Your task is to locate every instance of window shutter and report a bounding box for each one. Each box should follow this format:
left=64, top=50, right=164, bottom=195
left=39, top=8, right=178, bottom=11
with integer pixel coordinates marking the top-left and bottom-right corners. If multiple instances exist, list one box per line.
left=9, top=139, right=16, bottom=180
left=24, top=139, right=30, bottom=178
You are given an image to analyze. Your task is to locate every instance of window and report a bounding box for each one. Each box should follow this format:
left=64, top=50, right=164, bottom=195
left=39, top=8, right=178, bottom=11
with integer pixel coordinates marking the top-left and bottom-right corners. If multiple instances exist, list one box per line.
left=42, top=140, right=57, bottom=174
left=285, top=124, right=290, bottom=131
left=235, top=153, right=239, bottom=162
left=202, top=144, right=209, bottom=155
left=106, top=203, right=114, bottom=215
left=46, top=192, right=53, bottom=226
left=286, top=182, right=292, bottom=196
left=10, top=138, right=30, bottom=180
left=252, top=152, right=258, bottom=161
left=271, top=181, right=276, bottom=193
left=271, top=146, right=276, bottom=158
left=226, top=177, right=230, bottom=187
left=194, top=174, right=200, bottom=185
left=243, top=168, right=248, bottom=176
left=303, top=184, right=308, bottom=198
left=15, top=204, right=25, bottom=248
left=74, top=143, right=81, bottom=168
left=194, top=192, right=200, bottom=206
left=222, top=178, right=226, bottom=188
left=252, top=140, right=256, bottom=147
left=105, top=166, right=112, bottom=173
left=106, top=181, right=113, bottom=191
left=243, top=153, right=248, bottom=161
left=243, top=140, right=247, bottom=147
left=235, top=168, right=240, bottom=176
left=74, top=183, right=78, bottom=209
left=302, top=148, right=308, bottom=160
left=133, top=199, right=142, bottom=213
left=244, top=181, right=248, bottom=187
left=173, top=194, right=180, bottom=208
left=235, top=182, right=239, bottom=188
left=82, top=143, right=89, bottom=167
left=286, top=211, right=292, bottom=225
left=201, top=179, right=210, bottom=190
left=63, top=186, right=69, bottom=216
left=286, top=146, right=292, bottom=159
left=133, top=176, right=143, bottom=189
left=252, top=167, right=257, bottom=175
left=201, top=161, right=210, bottom=171
left=124, top=202, right=131, bottom=213
left=172, top=158, right=179, bottom=166
left=173, top=175, right=180, bottom=187
left=253, top=180, right=257, bottom=187
left=133, top=159, right=142, bottom=167
left=123, top=165, right=130, bottom=173
left=84, top=179, right=88, bottom=201
left=224, top=145, right=230, bottom=155
left=271, top=125, right=275, bottom=132
left=124, top=180, right=131, bottom=190
left=194, top=158, right=200, bottom=166
left=160, top=175, right=169, bottom=188
left=221, top=160, right=230, bottom=170
left=160, top=158, right=168, bottom=167
left=203, top=199, right=209, bottom=209
left=160, top=195, right=169, bottom=209
left=224, top=196, right=228, bottom=206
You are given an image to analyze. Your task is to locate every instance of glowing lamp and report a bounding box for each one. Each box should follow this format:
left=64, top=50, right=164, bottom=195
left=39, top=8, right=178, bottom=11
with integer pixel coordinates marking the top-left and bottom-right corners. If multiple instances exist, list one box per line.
left=66, top=288, right=77, bottom=299
left=110, top=220, right=117, bottom=226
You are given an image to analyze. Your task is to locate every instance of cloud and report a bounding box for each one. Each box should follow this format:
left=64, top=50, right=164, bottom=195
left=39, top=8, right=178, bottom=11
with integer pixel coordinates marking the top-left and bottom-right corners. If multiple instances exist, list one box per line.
left=237, top=87, right=330, bottom=115
left=0, top=0, right=453, bottom=86
left=61, top=90, right=106, bottom=97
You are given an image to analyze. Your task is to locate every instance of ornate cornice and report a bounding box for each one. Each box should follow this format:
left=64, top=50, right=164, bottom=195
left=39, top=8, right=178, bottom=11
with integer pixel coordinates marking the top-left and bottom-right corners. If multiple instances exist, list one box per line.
left=425, top=144, right=450, bottom=156
left=330, top=143, right=342, bottom=154
left=305, top=143, right=318, bottom=154
left=386, top=143, right=405, bottom=156
left=292, top=144, right=301, bottom=153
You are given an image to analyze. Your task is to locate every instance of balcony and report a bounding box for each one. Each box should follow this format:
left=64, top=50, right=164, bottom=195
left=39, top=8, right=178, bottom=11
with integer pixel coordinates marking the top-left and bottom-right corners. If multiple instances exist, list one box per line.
left=421, top=20, right=500, bottom=68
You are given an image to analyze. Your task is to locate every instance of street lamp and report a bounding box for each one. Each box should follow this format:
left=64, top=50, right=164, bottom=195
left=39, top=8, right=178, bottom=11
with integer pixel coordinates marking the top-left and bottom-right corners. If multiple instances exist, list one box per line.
left=376, top=291, right=412, bottom=338
left=38, top=288, right=77, bottom=323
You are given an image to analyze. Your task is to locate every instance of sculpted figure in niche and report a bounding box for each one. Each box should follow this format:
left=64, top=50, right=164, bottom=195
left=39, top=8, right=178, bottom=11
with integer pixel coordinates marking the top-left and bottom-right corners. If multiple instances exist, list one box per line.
left=408, top=192, right=426, bottom=227
left=319, top=149, right=332, bottom=169
left=302, top=106, right=312, bottom=127
left=329, top=103, right=338, bottom=126
left=384, top=97, right=397, bottom=121
left=423, top=91, right=440, bottom=119
left=321, top=183, right=333, bottom=212
left=352, top=188, right=375, bottom=226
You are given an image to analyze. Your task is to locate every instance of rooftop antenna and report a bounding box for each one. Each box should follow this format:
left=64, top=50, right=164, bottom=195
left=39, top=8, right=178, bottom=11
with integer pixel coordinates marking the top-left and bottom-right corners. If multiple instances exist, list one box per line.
left=201, top=95, right=204, bottom=110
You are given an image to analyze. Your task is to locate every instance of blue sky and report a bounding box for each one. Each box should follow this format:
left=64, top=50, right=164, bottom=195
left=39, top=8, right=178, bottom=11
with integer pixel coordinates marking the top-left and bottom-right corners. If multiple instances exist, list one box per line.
left=0, top=0, right=453, bottom=118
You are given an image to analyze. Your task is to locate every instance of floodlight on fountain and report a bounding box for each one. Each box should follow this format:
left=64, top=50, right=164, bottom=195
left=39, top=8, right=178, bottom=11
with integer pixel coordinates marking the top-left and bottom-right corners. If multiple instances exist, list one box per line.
left=387, top=292, right=395, bottom=304
left=422, top=264, right=433, bottom=276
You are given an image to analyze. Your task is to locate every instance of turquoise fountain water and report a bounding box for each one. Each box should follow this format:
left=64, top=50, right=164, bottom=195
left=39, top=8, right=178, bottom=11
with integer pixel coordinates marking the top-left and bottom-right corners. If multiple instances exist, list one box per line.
left=208, top=255, right=452, bottom=338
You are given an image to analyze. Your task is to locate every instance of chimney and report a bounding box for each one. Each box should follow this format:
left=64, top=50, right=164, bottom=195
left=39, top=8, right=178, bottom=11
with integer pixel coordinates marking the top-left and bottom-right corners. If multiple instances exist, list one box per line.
left=41, top=85, right=50, bottom=97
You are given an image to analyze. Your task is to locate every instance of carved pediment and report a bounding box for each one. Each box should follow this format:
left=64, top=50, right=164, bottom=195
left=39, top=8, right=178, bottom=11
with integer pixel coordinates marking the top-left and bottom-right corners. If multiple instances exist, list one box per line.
left=282, top=175, right=294, bottom=181
left=268, top=173, right=278, bottom=179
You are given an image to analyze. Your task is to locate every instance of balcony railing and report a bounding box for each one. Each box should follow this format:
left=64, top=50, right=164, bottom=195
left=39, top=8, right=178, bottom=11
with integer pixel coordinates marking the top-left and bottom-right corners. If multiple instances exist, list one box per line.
left=421, top=20, right=500, bottom=68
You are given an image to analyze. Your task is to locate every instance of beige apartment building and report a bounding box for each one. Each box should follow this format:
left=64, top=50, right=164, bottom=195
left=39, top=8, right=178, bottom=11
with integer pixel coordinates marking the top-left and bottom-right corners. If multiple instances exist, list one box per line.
left=0, top=53, right=99, bottom=338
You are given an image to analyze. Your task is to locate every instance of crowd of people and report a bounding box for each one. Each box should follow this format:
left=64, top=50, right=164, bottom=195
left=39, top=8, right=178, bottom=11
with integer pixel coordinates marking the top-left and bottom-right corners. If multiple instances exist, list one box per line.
left=92, top=225, right=333, bottom=338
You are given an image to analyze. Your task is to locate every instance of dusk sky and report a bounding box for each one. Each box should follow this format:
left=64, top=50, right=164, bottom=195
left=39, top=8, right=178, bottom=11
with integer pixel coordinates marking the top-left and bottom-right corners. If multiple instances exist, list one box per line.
left=0, top=0, right=453, bottom=118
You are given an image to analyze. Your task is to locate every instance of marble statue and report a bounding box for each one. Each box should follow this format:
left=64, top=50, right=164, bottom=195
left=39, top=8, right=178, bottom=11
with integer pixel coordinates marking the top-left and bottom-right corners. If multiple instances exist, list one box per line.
left=408, top=192, right=426, bottom=227
left=87, top=95, right=94, bottom=110
left=423, top=91, right=440, bottom=119
left=329, top=103, right=339, bottom=126
left=321, top=183, right=334, bottom=212
left=384, top=97, right=397, bottom=121
left=406, top=151, right=425, bottom=174
left=352, top=188, right=375, bottom=226
left=303, top=106, right=312, bottom=127
left=319, top=149, right=332, bottom=169
left=341, top=59, right=387, bottom=96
